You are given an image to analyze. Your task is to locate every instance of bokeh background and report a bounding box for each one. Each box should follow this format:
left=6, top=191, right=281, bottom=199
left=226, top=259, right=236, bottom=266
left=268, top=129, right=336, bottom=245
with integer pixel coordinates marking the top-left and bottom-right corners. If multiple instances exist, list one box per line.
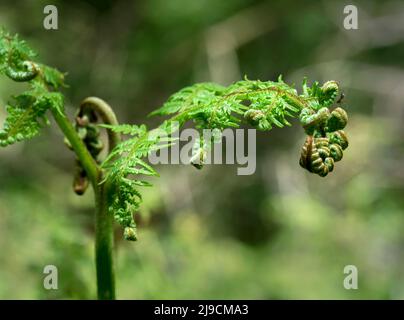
left=1, top=0, right=404, bottom=299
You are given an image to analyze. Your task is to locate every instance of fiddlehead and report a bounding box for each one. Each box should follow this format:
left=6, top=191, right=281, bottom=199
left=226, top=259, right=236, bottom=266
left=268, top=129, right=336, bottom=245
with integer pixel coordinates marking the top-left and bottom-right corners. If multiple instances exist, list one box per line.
left=297, top=80, right=349, bottom=176
left=65, top=98, right=120, bottom=193
left=65, top=98, right=149, bottom=240
left=5, top=60, right=39, bottom=82
left=65, top=107, right=105, bottom=195
left=0, top=29, right=66, bottom=147
left=326, top=107, right=348, bottom=132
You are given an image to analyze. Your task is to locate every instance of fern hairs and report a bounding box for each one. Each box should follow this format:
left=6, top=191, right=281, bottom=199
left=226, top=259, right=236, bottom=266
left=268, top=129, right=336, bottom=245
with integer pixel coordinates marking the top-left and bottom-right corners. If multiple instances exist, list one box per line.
left=0, top=29, right=349, bottom=299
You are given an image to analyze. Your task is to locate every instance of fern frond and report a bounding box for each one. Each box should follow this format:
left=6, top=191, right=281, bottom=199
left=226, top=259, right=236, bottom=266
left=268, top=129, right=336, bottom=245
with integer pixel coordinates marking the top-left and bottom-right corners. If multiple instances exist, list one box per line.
left=150, top=76, right=311, bottom=132
left=104, top=76, right=346, bottom=239
left=0, top=29, right=36, bottom=68
left=0, top=88, right=64, bottom=146
left=101, top=124, right=177, bottom=240
left=0, top=29, right=350, bottom=247
left=149, top=82, right=226, bottom=118
left=0, top=30, right=66, bottom=147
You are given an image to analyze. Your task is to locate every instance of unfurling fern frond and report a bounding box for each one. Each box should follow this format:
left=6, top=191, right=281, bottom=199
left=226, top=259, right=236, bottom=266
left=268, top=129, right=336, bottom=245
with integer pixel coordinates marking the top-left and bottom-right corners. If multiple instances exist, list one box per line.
left=150, top=75, right=348, bottom=172
left=298, top=82, right=349, bottom=177
left=101, top=124, right=177, bottom=240
left=150, top=76, right=303, bottom=131
left=0, top=29, right=66, bottom=147
left=104, top=76, right=349, bottom=239
left=0, top=29, right=354, bottom=299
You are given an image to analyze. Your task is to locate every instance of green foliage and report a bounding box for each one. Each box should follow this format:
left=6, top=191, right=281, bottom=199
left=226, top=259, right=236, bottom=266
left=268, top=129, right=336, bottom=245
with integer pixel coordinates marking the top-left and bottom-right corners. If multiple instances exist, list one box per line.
left=0, top=29, right=36, bottom=70
left=150, top=76, right=304, bottom=131
left=0, top=29, right=66, bottom=146
left=0, top=29, right=350, bottom=241
left=303, top=79, right=339, bottom=108
left=101, top=124, right=177, bottom=240
left=104, top=76, right=349, bottom=239
left=298, top=82, right=349, bottom=177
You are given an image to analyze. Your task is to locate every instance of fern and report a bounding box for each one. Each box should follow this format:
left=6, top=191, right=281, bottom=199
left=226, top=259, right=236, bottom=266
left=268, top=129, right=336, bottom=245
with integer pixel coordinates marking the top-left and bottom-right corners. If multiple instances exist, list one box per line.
left=150, top=77, right=299, bottom=131
left=0, top=29, right=351, bottom=299
left=103, top=76, right=349, bottom=240
left=101, top=124, right=177, bottom=240
left=0, top=29, right=348, bottom=240
left=0, top=29, right=66, bottom=146
left=1, top=29, right=349, bottom=242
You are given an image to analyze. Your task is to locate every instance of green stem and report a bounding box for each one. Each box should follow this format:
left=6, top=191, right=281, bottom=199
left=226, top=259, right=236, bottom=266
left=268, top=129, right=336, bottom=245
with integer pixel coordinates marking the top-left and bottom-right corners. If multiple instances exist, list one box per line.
left=51, top=109, right=99, bottom=185
left=94, top=178, right=116, bottom=299
left=77, top=97, right=121, bottom=300
left=52, top=97, right=121, bottom=300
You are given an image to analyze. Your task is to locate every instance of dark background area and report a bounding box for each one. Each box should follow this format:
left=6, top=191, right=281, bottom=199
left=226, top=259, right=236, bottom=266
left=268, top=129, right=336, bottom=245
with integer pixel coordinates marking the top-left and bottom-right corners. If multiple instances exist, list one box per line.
left=1, top=0, right=404, bottom=299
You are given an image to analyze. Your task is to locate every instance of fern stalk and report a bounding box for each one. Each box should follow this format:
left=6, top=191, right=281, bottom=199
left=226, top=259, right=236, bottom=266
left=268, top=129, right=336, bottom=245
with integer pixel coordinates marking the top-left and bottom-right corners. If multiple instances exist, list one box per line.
left=53, top=105, right=116, bottom=299
left=94, top=178, right=116, bottom=299
left=49, top=91, right=118, bottom=300
left=51, top=109, right=99, bottom=184
left=76, top=97, right=121, bottom=300
left=0, top=29, right=118, bottom=299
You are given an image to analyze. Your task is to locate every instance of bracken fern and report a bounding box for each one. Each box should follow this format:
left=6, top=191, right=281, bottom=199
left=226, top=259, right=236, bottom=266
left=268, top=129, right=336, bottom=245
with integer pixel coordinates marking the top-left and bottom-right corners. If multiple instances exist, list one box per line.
left=104, top=76, right=349, bottom=239
left=0, top=29, right=66, bottom=147
left=0, top=29, right=350, bottom=298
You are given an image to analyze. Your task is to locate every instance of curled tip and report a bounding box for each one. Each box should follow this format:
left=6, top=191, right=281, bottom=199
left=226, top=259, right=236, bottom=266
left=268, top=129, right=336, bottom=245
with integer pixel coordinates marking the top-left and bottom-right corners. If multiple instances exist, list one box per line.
left=324, top=157, right=334, bottom=173
left=5, top=60, right=39, bottom=82
left=321, top=80, right=339, bottom=93
left=124, top=227, right=138, bottom=241
left=329, top=130, right=349, bottom=150
left=73, top=175, right=89, bottom=195
left=299, top=135, right=346, bottom=177
left=327, top=107, right=348, bottom=132
left=330, top=144, right=343, bottom=162
left=320, top=81, right=339, bottom=106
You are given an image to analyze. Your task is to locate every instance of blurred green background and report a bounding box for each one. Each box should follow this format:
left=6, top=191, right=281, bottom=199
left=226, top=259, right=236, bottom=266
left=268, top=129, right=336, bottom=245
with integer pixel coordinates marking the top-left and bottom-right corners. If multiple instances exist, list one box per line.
left=1, top=0, right=404, bottom=299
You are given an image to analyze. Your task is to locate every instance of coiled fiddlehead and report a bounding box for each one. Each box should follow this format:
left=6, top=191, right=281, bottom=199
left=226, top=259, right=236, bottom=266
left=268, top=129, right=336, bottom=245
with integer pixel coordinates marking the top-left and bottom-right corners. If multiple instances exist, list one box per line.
left=0, top=29, right=66, bottom=147
left=300, top=136, right=334, bottom=177
left=65, top=108, right=105, bottom=195
left=298, top=81, right=349, bottom=176
left=5, top=60, right=39, bottom=82
left=327, top=107, right=348, bottom=132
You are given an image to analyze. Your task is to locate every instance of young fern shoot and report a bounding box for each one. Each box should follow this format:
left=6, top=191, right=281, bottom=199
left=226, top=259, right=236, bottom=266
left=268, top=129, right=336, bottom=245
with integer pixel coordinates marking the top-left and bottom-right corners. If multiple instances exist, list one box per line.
left=0, top=29, right=66, bottom=146
left=104, top=77, right=349, bottom=241
left=0, top=29, right=349, bottom=299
